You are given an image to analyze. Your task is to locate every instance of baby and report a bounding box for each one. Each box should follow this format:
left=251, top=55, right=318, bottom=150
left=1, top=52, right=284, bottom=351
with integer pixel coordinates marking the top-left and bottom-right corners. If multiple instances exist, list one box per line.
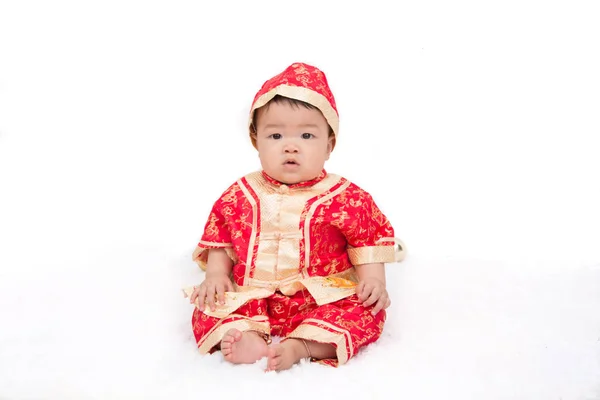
left=185, top=62, right=405, bottom=371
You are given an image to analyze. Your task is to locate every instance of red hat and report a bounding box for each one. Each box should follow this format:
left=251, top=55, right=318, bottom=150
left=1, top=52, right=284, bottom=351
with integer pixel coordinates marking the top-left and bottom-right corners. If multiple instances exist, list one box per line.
left=248, top=62, right=339, bottom=148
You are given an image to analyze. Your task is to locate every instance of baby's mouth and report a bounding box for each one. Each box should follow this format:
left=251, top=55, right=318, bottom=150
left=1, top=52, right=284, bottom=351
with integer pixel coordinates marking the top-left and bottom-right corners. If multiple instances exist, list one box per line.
left=284, top=160, right=299, bottom=166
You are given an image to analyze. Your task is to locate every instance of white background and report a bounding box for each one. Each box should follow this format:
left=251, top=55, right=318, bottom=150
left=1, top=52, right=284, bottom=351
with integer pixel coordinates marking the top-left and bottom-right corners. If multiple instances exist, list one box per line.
left=1, top=1, right=599, bottom=399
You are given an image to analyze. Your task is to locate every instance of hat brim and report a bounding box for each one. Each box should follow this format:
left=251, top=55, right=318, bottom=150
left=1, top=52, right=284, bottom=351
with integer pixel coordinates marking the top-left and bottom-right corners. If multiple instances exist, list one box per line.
left=248, top=84, right=339, bottom=137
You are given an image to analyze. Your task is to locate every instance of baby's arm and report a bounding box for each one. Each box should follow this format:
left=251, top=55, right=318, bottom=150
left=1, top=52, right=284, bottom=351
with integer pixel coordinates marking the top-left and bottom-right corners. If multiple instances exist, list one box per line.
left=190, top=249, right=234, bottom=312
left=355, top=262, right=389, bottom=315
left=206, top=248, right=234, bottom=277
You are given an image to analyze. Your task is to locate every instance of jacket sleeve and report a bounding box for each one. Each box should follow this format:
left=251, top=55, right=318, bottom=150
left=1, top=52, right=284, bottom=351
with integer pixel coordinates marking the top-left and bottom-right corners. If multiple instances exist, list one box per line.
left=192, top=185, right=238, bottom=270
left=335, top=186, right=405, bottom=265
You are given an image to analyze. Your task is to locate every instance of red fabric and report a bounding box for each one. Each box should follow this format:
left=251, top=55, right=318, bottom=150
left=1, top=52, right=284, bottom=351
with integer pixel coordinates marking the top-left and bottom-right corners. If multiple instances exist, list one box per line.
left=251, top=62, right=338, bottom=116
left=191, top=291, right=386, bottom=366
left=261, top=168, right=327, bottom=189
left=197, top=172, right=395, bottom=285
left=192, top=171, right=396, bottom=365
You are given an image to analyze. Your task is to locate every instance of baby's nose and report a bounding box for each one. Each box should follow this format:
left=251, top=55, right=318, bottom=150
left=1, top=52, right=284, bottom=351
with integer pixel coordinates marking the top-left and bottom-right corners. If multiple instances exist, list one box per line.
left=284, top=143, right=299, bottom=153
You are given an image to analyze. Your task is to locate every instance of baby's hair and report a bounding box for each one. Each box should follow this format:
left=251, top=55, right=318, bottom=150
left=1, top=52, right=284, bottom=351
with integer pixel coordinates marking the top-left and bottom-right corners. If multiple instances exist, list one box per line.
left=269, top=94, right=319, bottom=111
left=251, top=95, right=335, bottom=137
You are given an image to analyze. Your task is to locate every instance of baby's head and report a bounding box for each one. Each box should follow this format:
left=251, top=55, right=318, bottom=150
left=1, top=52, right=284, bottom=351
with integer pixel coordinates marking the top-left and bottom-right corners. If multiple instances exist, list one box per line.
left=249, top=63, right=339, bottom=185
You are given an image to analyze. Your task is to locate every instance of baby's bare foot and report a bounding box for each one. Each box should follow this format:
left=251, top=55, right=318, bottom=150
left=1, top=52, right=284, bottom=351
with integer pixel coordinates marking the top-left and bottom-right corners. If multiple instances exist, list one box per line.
left=220, top=329, right=268, bottom=364
left=266, top=339, right=307, bottom=371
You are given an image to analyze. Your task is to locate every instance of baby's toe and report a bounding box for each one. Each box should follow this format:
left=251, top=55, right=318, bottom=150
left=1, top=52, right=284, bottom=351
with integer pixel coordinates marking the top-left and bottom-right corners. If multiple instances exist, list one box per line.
left=222, top=328, right=241, bottom=343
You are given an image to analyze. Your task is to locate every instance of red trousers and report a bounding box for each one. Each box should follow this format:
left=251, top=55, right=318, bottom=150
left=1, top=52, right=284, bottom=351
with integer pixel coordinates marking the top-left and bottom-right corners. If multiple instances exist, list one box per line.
left=192, top=290, right=386, bottom=366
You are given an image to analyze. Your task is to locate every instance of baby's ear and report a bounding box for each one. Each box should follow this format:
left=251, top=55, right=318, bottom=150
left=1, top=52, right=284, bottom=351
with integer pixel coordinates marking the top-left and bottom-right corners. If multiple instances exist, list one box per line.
left=327, top=136, right=335, bottom=154
left=250, top=132, right=258, bottom=149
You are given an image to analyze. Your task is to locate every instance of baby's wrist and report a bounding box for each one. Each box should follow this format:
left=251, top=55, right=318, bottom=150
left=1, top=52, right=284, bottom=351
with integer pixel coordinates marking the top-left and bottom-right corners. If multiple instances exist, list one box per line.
left=361, top=276, right=386, bottom=287
left=205, top=270, right=230, bottom=279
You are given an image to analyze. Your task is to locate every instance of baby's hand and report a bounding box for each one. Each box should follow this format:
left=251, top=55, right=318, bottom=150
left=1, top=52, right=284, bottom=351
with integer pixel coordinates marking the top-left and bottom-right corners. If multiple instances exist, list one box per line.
left=190, top=273, right=234, bottom=312
left=356, top=277, right=391, bottom=315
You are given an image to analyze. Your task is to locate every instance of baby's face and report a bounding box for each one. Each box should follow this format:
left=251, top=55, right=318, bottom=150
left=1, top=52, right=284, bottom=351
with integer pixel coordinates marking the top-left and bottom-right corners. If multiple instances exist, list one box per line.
left=253, top=101, right=333, bottom=184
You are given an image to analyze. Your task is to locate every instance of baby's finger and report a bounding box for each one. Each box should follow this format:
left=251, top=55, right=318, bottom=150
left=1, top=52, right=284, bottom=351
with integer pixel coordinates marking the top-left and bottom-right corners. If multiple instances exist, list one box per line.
left=206, top=285, right=217, bottom=311
left=355, top=281, right=365, bottom=298
left=216, top=283, right=226, bottom=305
left=359, top=284, right=373, bottom=303
left=384, top=297, right=392, bottom=309
left=362, top=287, right=381, bottom=307
left=225, top=279, right=234, bottom=293
left=197, top=285, right=207, bottom=311
left=189, top=288, right=199, bottom=303
left=371, top=294, right=388, bottom=315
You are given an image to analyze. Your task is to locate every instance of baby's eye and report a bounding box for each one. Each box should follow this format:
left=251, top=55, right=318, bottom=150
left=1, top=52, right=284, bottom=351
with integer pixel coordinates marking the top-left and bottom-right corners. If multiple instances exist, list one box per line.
left=269, top=133, right=282, bottom=139
left=301, top=133, right=315, bottom=139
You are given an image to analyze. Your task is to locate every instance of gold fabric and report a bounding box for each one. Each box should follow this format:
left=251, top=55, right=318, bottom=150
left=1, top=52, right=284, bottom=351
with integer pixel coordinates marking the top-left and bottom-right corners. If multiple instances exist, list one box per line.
left=348, top=237, right=406, bottom=265
left=288, top=318, right=352, bottom=365
left=196, top=314, right=271, bottom=355
left=183, top=286, right=274, bottom=319
left=347, top=245, right=395, bottom=265
left=380, top=237, right=406, bottom=262
left=183, top=268, right=359, bottom=317
left=243, top=171, right=342, bottom=288
left=192, top=241, right=237, bottom=271
left=298, top=269, right=358, bottom=306
left=250, top=85, right=339, bottom=138
left=189, top=171, right=406, bottom=318
left=236, top=178, right=259, bottom=272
